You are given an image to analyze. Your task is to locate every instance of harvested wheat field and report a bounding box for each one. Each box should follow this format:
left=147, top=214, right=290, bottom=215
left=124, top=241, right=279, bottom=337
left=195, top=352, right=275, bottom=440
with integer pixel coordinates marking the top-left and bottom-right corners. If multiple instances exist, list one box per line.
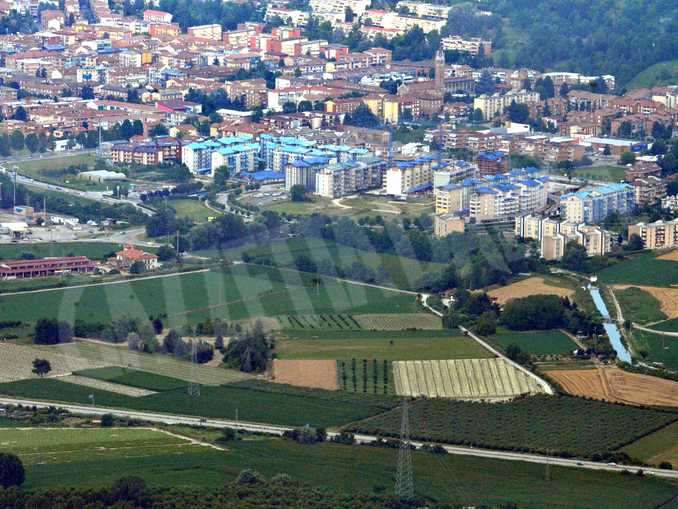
left=272, top=359, right=338, bottom=390
left=353, top=313, right=442, bottom=330
left=393, top=358, right=545, bottom=399
left=489, top=277, right=575, bottom=305
left=613, top=285, right=678, bottom=319
left=0, top=343, right=111, bottom=382
left=657, top=250, right=678, bottom=261
left=546, top=367, right=678, bottom=407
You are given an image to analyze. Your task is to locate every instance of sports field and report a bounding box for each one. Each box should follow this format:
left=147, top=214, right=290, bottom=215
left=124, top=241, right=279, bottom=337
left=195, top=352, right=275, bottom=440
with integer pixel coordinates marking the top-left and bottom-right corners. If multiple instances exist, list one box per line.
left=0, top=264, right=419, bottom=328
left=3, top=428, right=676, bottom=508
left=491, top=329, right=577, bottom=356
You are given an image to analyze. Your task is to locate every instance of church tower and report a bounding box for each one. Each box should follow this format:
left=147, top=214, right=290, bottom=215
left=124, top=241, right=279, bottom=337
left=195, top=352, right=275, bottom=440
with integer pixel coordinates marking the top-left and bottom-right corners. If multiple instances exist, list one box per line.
left=434, top=46, right=445, bottom=94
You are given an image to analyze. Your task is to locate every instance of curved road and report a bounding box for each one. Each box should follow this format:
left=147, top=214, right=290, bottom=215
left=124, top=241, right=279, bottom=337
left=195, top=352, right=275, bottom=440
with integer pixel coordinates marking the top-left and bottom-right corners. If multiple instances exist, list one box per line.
left=0, top=395, right=675, bottom=479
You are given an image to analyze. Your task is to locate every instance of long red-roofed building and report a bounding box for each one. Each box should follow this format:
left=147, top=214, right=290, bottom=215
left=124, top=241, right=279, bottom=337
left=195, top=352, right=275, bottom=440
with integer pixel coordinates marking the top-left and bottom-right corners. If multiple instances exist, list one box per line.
left=0, top=257, right=98, bottom=279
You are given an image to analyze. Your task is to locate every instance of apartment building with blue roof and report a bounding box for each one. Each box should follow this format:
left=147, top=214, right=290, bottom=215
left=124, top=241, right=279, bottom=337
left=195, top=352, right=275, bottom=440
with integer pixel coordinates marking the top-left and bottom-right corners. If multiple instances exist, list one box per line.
left=560, top=182, right=635, bottom=224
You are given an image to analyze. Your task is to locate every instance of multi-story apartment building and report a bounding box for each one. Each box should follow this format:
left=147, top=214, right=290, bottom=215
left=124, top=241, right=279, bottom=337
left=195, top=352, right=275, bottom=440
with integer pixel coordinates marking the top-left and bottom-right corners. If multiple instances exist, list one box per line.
left=628, top=220, right=678, bottom=250
left=560, top=183, right=635, bottom=224
left=441, top=35, right=492, bottom=56
left=633, top=176, right=666, bottom=206
left=111, top=137, right=182, bottom=166
left=473, top=90, right=540, bottom=120
left=284, top=156, right=331, bottom=191
left=384, top=156, right=437, bottom=197
left=315, top=157, right=387, bottom=198
left=395, top=1, right=452, bottom=18
left=469, top=184, right=519, bottom=221
left=515, top=215, right=613, bottom=261
left=265, top=7, right=310, bottom=27
left=210, top=139, right=259, bottom=175
left=475, top=151, right=509, bottom=176
left=187, top=24, right=222, bottom=41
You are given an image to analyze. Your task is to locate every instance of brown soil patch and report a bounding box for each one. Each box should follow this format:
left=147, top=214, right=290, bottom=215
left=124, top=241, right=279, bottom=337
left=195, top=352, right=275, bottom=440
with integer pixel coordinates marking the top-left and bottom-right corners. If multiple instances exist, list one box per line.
left=489, top=277, right=574, bottom=305
left=613, top=285, right=678, bottom=319
left=546, top=367, right=678, bottom=407
left=657, top=250, right=678, bottom=261
left=272, top=359, right=338, bottom=390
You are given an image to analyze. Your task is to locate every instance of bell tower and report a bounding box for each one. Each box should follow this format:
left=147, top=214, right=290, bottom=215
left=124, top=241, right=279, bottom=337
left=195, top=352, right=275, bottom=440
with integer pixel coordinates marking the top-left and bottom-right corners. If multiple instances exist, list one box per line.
left=434, top=46, right=445, bottom=94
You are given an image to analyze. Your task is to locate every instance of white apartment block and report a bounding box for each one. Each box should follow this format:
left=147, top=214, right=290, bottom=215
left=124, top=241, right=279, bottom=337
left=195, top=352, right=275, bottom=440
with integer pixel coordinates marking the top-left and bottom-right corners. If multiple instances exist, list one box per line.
left=385, top=157, right=436, bottom=197
left=559, top=183, right=635, bottom=224
left=395, top=1, right=452, bottom=18
left=441, top=35, right=492, bottom=56
left=473, top=89, right=540, bottom=120
left=310, top=0, right=371, bottom=18
left=315, top=157, right=386, bottom=198
left=265, top=7, right=310, bottom=27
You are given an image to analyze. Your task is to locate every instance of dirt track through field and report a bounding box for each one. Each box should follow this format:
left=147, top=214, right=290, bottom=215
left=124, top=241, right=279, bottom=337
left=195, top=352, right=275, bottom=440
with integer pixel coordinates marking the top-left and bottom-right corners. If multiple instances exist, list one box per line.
left=488, top=277, right=575, bottom=305
left=272, top=359, right=338, bottom=390
left=546, top=367, right=678, bottom=407
left=657, top=251, right=678, bottom=261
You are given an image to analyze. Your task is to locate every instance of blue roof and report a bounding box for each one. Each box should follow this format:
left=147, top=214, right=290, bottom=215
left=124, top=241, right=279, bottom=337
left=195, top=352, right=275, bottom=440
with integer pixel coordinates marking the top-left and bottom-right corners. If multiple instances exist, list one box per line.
left=407, top=182, right=432, bottom=193
left=475, top=186, right=497, bottom=195
left=477, top=151, right=506, bottom=161
left=246, top=170, right=284, bottom=181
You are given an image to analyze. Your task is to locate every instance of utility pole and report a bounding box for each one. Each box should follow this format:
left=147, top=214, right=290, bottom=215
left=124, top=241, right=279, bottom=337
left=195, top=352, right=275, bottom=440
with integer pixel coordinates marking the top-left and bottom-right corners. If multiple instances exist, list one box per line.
left=12, top=166, right=17, bottom=211
left=395, top=398, right=414, bottom=500
left=187, top=341, right=200, bottom=397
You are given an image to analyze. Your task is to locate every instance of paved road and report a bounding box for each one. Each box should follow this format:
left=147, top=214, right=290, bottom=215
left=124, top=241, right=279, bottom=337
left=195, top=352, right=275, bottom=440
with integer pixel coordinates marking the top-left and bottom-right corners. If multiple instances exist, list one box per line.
left=0, top=395, right=676, bottom=479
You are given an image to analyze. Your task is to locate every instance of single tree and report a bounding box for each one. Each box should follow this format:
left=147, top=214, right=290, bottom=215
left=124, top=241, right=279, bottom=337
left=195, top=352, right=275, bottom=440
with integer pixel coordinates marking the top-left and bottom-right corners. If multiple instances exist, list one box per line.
left=32, top=358, right=51, bottom=377
left=0, top=453, right=25, bottom=488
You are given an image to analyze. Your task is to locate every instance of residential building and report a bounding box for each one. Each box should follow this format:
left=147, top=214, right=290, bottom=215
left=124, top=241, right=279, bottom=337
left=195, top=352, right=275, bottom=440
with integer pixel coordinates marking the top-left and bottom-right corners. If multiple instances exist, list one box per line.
left=113, top=245, right=159, bottom=271
left=633, top=176, right=666, bottom=206
left=315, top=156, right=386, bottom=198
left=560, top=183, right=635, bottom=224
left=473, top=90, right=540, bottom=120
left=475, top=151, right=509, bottom=176
left=434, top=213, right=466, bottom=237
left=441, top=35, right=492, bottom=56
left=384, top=156, right=437, bottom=197
left=628, top=220, right=678, bottom=250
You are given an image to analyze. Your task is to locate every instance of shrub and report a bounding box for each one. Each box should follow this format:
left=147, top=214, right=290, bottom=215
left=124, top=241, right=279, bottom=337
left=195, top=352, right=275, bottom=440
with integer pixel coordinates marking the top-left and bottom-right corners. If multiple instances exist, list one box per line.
left=0, top=453, right=25, bottom=488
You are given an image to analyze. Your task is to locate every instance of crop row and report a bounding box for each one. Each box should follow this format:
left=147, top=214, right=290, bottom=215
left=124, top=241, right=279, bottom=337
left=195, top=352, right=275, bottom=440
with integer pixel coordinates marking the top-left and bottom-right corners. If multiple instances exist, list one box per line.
left=278, top=314, right=361, bottom=330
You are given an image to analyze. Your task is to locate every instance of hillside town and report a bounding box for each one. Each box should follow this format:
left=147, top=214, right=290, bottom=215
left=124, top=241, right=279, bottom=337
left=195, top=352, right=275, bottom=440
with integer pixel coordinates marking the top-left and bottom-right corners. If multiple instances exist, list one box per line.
left=0, top=0, right=677, bottom=507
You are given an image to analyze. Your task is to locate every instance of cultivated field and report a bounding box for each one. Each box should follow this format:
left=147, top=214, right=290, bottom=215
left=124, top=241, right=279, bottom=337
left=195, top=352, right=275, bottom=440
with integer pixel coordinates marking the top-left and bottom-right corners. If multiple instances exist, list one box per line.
left=276, top=331, right=493, bottom=361
left=623, top=422, right=678, bottom=467
left=0, top=343, right=111, bottom=382
left=272, top=359, right=338, bottom=390
left=34, top=341, right=250, bottom=385
left=545, top=367, right=678, bottom=407
left=631, top=330, right=678, bottom=371
left=393, top=358, right=544, bottom=399
left=277, top=314, right=361, bottom=330
left=353, top=313, right=441, bottom=330
left=0, top=265, right=419, bottom=328
left=491, top=329, right=576, bottom=356
left=61, top=374, right=156, bottom=397
left=488, top=277, right=575, bottom=305
left=598, top=252, right=678, bottom=287
left=613, top=285, right=676, bottom=320
left=346, top=395, right=678, bottom=457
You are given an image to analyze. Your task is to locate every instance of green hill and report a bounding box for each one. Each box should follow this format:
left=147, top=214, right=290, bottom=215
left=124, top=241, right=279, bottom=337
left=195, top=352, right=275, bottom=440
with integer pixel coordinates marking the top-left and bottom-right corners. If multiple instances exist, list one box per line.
left=627, top=60, right=678, bottom=90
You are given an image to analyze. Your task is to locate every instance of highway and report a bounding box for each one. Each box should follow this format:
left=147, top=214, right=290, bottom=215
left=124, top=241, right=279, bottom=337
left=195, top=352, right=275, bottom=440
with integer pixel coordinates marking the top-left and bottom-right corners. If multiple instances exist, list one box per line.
left=1, top=395, right=676, bottom=480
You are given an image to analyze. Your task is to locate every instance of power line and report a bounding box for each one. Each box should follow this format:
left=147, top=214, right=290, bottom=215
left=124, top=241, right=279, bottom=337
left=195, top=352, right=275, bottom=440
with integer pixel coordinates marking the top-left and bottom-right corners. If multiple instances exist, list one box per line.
left=395, top=397, right=414, bottom=500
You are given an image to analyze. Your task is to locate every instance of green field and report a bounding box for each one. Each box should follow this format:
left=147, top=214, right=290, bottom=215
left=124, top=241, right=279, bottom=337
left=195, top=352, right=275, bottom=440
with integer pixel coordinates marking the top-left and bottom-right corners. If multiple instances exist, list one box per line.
left=170, top=198, right=218, bottom=222
left=614, top=287, right=667, bottom=324
left=277, top=313, right=361, bottom=330
left=74, top=367, right=190, bottom=391
left=491, top=329, right=577, bottom=356
left=0, top=264, right=419, bottom=328
left=573, top=165, right=627, bottom=183
left=0, top=242, right=121, bottom=261
left=14, top=153, right=96, bottom=173
left=0, top=378, right=397, bottom=428
left=630, top=330, right=678, bottom=371
left=4, top=428, right=676, bottom=508
left=346, top=395, right=678, bottom=457
left=627, top=60, right=678, bottom=89
left=623, top=422, right=678, bottom=467
left=277, top=331, right=493, bottom=361
left=598, top=253, right=678, bottom=287
left=219, top=237, right=446, bottom=290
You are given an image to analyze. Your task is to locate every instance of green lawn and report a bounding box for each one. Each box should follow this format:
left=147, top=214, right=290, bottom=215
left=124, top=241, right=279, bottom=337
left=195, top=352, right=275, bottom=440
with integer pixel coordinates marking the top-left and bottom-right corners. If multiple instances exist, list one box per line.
left=0, top=264, right=419, bottom=328
left=647, top=318, right=678, bottom=332
left=0, top=378, right=397, bottom=428
left=623, top=422, right=678, bottom=467
left=218, top=237, right=446, bottom=290
left=598, top=252, right=678, bottom=287
left=491, top=329, right=577, bottom=356
left=14, top=153, right=96, bottom=173
left=170, top=198, right=217, bottom=222
left=74, top=367, right=189, bottom=391
left=277, top=331, right=492, bottom=361
left=5, top=429, right=677, bottom=508
left=573, top=165, right=627, bottom=182
left=614, top=286, right=667, bottom=324
left=630, top=330, right=678, bottom=371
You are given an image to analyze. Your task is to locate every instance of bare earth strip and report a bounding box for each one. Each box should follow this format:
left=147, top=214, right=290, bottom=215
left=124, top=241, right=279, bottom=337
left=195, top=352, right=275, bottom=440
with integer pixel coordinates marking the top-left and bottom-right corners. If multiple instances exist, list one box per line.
left=393, top=358, right=544, bottom=400
left=61, top=375, right=157, bottom=397
left=489, top=277, right=575, bottom=305
left=353, top=313, right=442, bottom=330
left=612, top=284, right=678, bottom=319
left=657, top=250, right=678, bottom=261
left=272, top=359, right=338, bottom=390
left=546, top=367, right=678, bottom=407
left=0, top=343, right=111, bottom=382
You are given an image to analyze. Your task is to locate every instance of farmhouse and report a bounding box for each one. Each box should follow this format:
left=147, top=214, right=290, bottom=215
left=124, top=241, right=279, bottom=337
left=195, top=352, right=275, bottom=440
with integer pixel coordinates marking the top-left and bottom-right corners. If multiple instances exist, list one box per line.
left=112, top=244, right=159, bottom=271
left=0, top=256, right=98, bottom=279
